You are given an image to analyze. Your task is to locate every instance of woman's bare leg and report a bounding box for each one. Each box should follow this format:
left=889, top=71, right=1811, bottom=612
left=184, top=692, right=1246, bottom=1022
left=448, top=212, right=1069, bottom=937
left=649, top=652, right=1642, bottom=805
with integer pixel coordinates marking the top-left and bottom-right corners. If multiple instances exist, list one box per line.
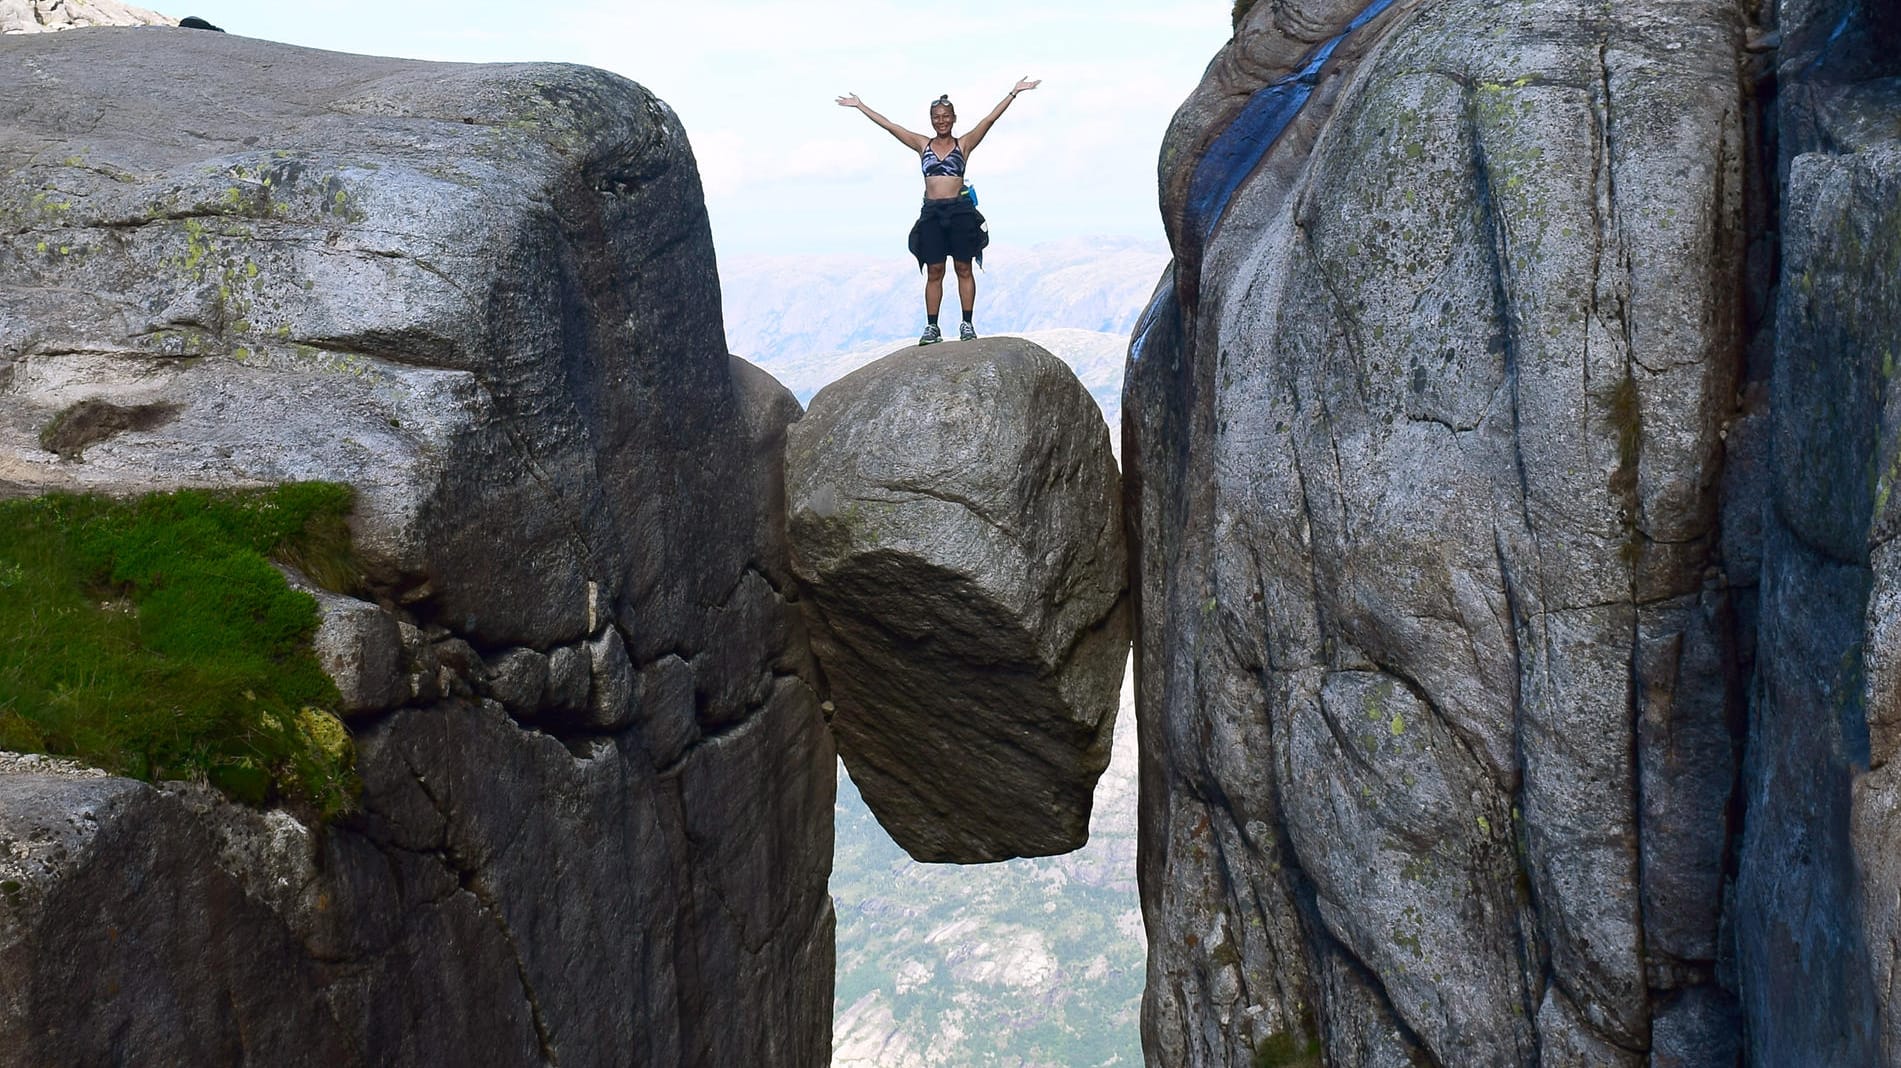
left=925, top=262, right=947, bottom=316
left=953, top=259, right=975, bottom=314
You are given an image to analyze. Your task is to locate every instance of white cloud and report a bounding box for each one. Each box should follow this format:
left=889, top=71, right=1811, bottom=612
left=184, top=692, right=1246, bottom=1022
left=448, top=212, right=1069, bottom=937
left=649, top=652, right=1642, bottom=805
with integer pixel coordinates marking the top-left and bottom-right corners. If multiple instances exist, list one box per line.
left=694, top=134, right=885, bottom=198
left=690, top=130, right=750, bottom=198
left=770, top=138, right=886, bottom=182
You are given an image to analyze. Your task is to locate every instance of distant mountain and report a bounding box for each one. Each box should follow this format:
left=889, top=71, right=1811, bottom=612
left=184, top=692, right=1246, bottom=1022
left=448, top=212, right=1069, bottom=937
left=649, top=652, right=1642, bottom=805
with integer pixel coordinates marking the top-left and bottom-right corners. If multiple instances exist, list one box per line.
left=726, top=242, right=1156, bottom=1067
left=720, top=236, right=1169, bottom=374
left=0, top=0, right=172, bottom=33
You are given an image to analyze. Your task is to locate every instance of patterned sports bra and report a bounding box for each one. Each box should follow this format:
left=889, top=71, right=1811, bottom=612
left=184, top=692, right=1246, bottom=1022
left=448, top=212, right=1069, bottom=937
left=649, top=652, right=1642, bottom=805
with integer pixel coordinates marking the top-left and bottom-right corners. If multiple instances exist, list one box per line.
left=921, top=139, right=965, bottom=178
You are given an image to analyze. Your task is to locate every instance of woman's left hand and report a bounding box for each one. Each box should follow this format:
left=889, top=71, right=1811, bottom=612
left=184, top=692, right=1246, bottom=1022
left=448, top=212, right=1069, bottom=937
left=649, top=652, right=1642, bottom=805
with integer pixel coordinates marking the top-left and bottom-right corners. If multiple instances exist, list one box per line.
left=1013, top=76, right=1041, bottom=94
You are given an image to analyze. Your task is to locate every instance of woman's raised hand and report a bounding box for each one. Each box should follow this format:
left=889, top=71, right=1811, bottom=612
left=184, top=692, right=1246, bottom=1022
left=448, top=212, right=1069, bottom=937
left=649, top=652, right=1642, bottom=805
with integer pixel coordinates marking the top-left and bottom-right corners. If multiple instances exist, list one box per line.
left=1012, top=76, right=1041, bottom=94
left=836, top=93, right=862, bottom=108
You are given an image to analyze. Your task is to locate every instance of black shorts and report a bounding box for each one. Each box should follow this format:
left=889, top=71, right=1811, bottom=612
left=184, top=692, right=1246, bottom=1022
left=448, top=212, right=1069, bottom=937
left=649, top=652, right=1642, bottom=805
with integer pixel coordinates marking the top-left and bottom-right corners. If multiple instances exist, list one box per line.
left=908, top=194, right=988, bottom=268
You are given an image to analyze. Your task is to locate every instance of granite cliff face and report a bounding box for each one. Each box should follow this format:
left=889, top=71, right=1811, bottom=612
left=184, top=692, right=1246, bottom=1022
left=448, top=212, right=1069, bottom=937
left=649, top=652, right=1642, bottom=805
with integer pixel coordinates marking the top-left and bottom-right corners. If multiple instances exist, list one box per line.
left=0, top=28, right=832, bottom=1066
left=1123, top=0, right=1874, bottom=1062
left=1736, top=0, right=1901, bottom=1063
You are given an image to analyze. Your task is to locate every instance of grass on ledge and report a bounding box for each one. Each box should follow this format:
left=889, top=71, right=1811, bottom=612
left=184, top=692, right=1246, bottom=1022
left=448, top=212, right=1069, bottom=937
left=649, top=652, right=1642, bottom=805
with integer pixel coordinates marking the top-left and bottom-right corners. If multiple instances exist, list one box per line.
left=0, top=483, right=361, bottom=820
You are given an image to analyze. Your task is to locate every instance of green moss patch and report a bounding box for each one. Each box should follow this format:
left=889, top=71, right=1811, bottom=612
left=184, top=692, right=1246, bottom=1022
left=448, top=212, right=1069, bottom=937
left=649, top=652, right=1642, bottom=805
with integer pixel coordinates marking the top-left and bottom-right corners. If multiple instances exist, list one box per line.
left=1255, top=1029, right=1323, bottom=1068
left=1255, top=1007, right=1324, bottom=1068
left=0, top=483, right=361, bottom=819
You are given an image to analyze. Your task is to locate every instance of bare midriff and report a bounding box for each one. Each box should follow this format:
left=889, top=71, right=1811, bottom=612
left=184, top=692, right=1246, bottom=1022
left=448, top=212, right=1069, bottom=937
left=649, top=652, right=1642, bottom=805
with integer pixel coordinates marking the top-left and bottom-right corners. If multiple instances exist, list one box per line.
left=924, top=175, right=965, bottom=200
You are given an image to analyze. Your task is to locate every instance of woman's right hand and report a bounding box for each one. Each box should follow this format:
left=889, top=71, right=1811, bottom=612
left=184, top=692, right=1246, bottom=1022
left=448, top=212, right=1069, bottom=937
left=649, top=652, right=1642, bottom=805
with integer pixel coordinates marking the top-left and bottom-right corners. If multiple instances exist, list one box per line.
left=836, top=93, right=862, bottom=108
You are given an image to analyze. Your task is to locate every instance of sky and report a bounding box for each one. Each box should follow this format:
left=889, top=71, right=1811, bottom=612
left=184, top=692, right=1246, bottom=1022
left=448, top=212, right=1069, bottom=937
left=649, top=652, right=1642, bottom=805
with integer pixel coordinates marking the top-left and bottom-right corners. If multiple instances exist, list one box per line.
left=168, top=1, right=1232, bottom=257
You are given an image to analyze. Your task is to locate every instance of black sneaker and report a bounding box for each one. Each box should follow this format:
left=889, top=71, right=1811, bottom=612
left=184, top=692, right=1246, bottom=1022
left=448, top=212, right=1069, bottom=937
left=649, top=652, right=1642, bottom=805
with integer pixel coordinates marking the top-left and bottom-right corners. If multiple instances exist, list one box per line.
left=919, top=324, right=943, bottom=345
left=959, top=321, right=978, bottom=341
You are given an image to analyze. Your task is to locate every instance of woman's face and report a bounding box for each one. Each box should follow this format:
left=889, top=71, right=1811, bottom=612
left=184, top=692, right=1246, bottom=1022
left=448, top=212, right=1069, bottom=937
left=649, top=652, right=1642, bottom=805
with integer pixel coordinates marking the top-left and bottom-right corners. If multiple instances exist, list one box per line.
left=930, top=106, right=954, bottom=136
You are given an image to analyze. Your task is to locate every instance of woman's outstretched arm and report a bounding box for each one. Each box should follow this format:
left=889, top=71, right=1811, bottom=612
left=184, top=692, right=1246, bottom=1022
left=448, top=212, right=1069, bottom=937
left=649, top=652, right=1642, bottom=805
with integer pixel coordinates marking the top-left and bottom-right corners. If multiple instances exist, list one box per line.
left=837, top=93, right=928, bottom=152
left=957, top=77, right=1040, bottom=156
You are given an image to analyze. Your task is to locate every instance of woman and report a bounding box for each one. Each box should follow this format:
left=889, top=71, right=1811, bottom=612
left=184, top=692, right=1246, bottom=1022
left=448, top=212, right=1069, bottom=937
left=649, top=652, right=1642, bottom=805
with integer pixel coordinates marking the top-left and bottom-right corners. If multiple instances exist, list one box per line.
left=836, top=78, right=1040, bottom=344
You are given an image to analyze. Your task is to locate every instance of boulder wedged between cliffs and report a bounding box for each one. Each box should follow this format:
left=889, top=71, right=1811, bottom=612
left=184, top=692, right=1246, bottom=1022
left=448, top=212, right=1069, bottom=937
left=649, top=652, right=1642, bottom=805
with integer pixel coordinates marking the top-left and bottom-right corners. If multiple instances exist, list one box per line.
left=786, top=336, right=1130, bottom=864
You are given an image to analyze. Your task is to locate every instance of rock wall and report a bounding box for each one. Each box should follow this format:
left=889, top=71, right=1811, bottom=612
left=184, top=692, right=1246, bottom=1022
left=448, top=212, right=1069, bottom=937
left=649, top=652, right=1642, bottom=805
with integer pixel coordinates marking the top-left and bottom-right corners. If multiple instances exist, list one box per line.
left=0, top=29, right=832, bottom=1066
left=1734, top=0, right=1901, bottom=1063
left=1128, top=0, right=1753, bottom=1063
